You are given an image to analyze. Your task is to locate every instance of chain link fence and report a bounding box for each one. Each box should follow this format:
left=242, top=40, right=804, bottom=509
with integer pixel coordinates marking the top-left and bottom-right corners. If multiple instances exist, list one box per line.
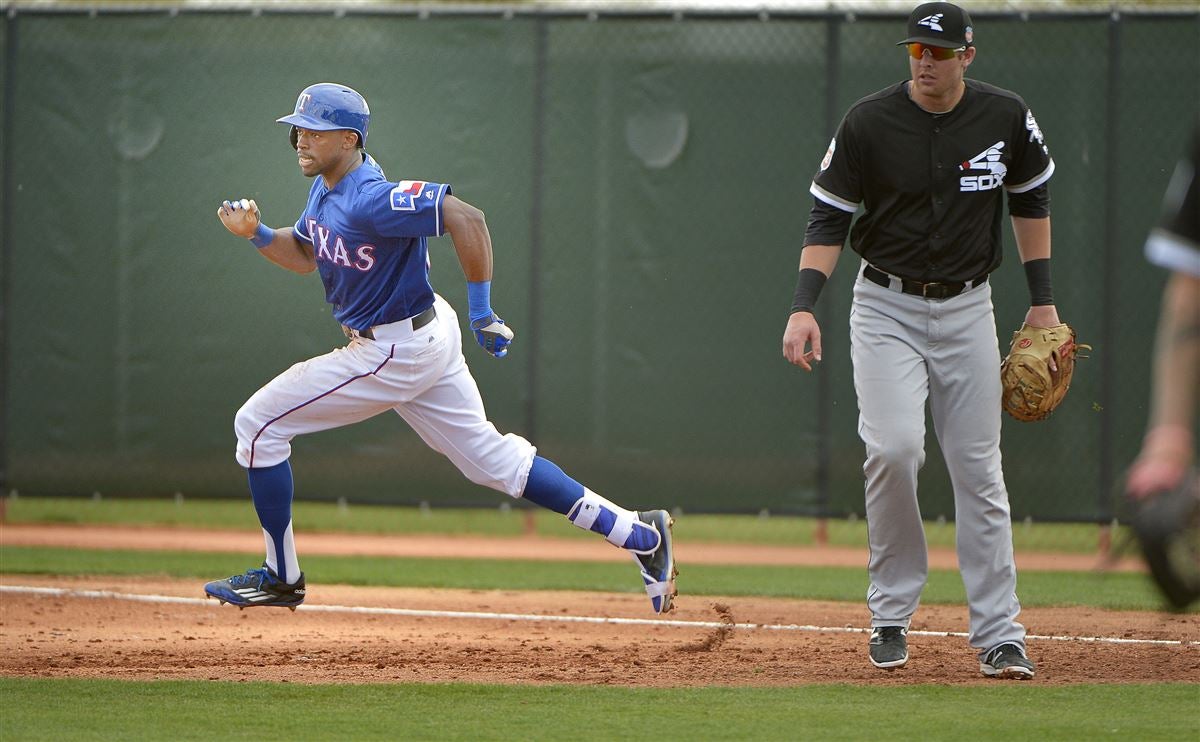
left=2, top=3, right=1197, bottom=523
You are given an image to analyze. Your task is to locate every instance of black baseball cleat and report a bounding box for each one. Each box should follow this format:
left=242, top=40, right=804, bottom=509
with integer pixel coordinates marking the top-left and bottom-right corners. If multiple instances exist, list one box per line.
left=868, top=626, right=909, bottom=669
left=980, top=642, right=1036, bottom=679
left=204, top=564, right=305, bottom=611
left=633, top=510, right=677, bottom=614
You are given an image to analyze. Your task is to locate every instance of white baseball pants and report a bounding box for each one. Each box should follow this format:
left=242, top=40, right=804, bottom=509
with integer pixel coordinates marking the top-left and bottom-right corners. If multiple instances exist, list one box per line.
left=850, top=267, right=1025, bottom=653
left=234, top=294, right=536, bottom=497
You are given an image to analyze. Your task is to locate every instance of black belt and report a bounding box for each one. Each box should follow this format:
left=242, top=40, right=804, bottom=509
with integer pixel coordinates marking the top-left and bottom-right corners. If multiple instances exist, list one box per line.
left=862, top=265, right=988, bottom=300
left=343, top=305, right=436, bottom=340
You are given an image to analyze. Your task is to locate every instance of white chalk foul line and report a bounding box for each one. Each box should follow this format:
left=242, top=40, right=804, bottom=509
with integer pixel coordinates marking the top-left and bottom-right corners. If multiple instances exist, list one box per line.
left=2, top=584, right=1196, bottom=647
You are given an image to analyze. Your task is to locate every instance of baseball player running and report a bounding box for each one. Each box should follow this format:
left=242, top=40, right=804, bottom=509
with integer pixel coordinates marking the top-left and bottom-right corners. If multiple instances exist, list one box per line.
left=782, top=2, right=1060, bottom=678
left=205, top=83, right=675, bottom=614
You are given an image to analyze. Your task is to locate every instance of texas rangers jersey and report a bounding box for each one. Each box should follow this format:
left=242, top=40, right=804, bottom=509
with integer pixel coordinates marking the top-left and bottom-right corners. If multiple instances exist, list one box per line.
left=810, top=79, right=1054, bottom=282
left=292, top=154, right=451, bottom=330
left=1145, top=120, right=1200, bottom=278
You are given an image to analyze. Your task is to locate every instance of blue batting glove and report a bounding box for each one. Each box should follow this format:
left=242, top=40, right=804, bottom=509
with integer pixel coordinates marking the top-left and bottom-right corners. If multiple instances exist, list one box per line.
left=470, top=313, right=514, bottom=358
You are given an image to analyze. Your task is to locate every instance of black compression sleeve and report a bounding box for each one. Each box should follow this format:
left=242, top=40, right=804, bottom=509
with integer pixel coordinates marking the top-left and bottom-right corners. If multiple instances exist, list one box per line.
left=1023, top=258, right=1054, bottom=306
left=790, top=268, right=828, bottom=315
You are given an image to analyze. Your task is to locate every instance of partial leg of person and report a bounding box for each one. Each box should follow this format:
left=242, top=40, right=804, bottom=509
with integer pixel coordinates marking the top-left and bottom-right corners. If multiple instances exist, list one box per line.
left=524, top=456, right=676, bottom=613
left=205, top=333, right=423, bottom=608
left=851, top=273, right=933, bottom=666
left=926, top=285, right=1032, bottom=678
left=392, top=296, right=677, bottom=613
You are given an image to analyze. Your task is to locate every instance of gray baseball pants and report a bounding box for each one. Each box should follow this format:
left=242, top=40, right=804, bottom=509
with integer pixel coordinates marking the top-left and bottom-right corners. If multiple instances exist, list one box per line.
left=849, top=265, right=1026, bottom=654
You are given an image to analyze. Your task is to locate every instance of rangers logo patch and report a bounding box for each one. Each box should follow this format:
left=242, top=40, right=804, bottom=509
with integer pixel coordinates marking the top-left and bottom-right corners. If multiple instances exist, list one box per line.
left=390, top=181, right=425, bottom=211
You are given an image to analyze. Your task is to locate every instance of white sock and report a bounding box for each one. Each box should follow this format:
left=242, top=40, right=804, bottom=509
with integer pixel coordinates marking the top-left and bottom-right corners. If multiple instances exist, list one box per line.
left=262, top=521, right=300, bottom=584
left=567, top=489, right=660, bottom=554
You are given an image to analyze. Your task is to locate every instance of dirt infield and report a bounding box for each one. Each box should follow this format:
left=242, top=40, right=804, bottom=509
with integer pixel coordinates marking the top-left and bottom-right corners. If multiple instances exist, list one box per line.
left=1, top=525, right=1197, bottom=686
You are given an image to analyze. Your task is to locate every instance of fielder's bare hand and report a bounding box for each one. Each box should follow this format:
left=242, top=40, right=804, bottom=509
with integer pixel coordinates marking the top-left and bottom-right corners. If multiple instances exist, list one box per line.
left=217, top=198, right=262, bottom=239
left=1023, top=304, right=1060, bottom=329
left=783, top=311, right=822, bottom=372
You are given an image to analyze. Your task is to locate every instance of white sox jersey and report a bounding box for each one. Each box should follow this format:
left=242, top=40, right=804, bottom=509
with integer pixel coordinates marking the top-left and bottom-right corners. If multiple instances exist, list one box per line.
left=808, top=79, right=1054, bottom=282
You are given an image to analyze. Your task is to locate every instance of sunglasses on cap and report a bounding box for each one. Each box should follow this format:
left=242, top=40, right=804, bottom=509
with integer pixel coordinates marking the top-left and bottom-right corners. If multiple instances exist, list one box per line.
left=906, top=42, right=966, bottom=61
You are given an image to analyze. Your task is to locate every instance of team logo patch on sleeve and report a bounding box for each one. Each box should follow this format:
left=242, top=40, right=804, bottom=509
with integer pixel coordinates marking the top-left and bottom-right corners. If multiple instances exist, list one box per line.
left=390, top=181, right=425, bottom=212
left=1025, top=110, right=1048, bottom=154
left=820, top=137, right=836, bottom=172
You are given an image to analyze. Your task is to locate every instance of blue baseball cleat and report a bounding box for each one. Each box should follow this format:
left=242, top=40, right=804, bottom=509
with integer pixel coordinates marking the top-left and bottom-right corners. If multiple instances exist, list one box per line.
left=633, top=510, right=677, bottom=614
left=204, top=564, right=306, bottom=611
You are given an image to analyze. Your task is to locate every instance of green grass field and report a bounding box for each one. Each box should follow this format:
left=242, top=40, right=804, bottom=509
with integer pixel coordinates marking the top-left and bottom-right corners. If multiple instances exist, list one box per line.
left=4, top=494, right=1123, bottom=552
left=2, top=679, right=1196, bottom=741
left=1, top=497, right=1195, bottom=741
left=0, top=546, right=1167, bottom=610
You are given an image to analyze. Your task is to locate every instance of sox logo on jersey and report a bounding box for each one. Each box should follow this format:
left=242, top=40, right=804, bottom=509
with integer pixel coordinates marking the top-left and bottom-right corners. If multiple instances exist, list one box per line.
left=958, top=141, right=1007, bottom=192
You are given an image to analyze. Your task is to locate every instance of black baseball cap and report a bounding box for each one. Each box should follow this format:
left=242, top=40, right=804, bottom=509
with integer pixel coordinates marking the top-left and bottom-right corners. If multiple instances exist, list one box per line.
left=898, top=2, right=975, bottom=49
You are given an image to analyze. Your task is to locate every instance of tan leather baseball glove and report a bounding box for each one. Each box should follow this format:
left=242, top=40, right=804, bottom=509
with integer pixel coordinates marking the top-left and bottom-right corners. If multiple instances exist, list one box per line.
left=1000, top=322, right=1091, bottom=422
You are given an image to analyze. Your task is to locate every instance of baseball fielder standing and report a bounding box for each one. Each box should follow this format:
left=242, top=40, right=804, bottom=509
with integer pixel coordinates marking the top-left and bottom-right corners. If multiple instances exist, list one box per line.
left=782, top=2, right=1060, bottom=678
left=206, top=83, right=675, bottom=614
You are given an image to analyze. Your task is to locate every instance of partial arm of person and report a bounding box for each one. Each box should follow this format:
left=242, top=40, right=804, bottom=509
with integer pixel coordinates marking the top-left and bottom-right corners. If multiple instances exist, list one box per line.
left=1011, top=214, right=1060, bottom=328
left=1127, top=271, right=1200, bottom=496
left=782, top=243, right=841, bottom=372
left=442, top=194, right=513, bottom=358
left=216, top=198, right=315, bottom=274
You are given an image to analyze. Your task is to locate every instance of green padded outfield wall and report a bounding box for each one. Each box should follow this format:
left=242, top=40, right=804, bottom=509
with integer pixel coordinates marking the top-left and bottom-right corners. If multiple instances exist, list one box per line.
left=2, top=6, right=1197, bottom=520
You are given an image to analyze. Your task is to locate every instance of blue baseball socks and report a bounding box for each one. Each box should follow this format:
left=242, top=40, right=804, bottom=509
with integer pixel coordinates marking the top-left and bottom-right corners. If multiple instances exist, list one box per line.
left=522, top=456, right=660, bottom=554
left=246, top=460, right=301, bottom=585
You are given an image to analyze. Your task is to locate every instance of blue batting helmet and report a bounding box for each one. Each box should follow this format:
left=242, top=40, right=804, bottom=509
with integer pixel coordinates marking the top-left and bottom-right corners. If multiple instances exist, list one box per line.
left=276, top=82, right=370, bottom=149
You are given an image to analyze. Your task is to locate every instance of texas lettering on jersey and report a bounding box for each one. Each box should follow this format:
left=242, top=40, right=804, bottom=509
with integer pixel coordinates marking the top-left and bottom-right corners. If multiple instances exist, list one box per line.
left=306, top=218, right=377, bottom=272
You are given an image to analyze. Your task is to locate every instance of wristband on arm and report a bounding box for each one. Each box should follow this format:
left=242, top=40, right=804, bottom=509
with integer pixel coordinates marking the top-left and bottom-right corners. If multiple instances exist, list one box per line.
left=790, top=268, right=828, bottom=315
left=1023, top=258, right=1055, bottom=306
left=249, top=223, right=275, bottom=249
left=466, top=280, right=493, bottom=322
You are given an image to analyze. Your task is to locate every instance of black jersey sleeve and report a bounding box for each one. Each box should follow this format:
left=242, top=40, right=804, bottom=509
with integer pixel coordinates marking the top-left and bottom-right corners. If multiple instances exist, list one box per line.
left=1005, top=100, right=1055, bottom=196
left=809, top=113, right=863, bottom=214
left=1159, top=122, right=1200, bottom=246
left=1145, top=120, right=1200, bottom=277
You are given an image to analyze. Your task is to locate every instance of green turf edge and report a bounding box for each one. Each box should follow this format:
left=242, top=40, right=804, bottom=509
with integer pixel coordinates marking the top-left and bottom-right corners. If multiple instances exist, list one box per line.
left=1, top=678, right=1197, bottom=742
left=2, top=496, right=1123, bottom=553
left=1, top=546, right=1185, bottom=612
